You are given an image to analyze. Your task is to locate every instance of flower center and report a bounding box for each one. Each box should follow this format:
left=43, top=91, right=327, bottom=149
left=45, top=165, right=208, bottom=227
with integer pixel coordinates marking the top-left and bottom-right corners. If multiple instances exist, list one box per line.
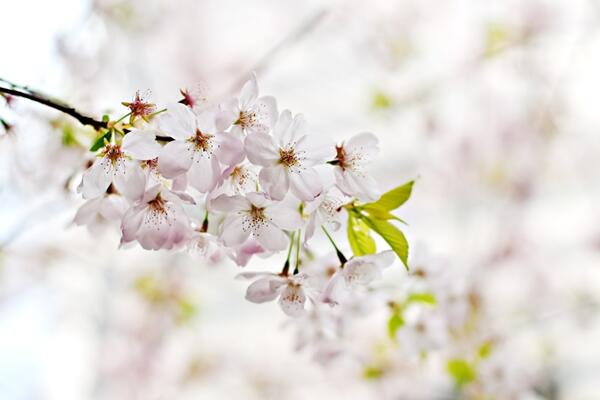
left=278, top=147, right=299, bottom=167
left=148, top=193, right=166, bottom=214
left=242, top=204, right=270, bottom=233
left=103, top=144, right=124, bottom=166
left=188, top=129, right=213, bottom=152
left=124, top=91, right=156, bottom=119
left=334, top=144, right=362, bottom=171
left=235, top=110, right=256, bottom=129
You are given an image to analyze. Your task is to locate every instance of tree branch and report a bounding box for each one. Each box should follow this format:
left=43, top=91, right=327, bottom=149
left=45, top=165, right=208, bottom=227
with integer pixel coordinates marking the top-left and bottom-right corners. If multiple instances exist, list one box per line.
left=0, top=79, right=108, bottom=131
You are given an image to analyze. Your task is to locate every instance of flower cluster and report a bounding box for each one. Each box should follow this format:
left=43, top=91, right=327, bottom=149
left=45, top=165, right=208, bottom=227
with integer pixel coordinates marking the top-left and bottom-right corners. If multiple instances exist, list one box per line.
left=75, top=73, right=412, bottom=318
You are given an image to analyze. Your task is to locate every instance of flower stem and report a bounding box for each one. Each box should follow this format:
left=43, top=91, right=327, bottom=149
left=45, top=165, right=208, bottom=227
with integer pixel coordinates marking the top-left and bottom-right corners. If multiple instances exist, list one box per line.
left=321, top=226, right=347, bottom=265
left=293, top=229, right=302, bottom=274
left=280, top=231, right=296, bottom=276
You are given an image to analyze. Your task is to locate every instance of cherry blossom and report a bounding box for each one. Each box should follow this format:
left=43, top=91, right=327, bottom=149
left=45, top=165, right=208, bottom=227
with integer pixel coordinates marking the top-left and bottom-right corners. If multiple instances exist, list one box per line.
left=322, top=250, right=395, bottom=305
left=237, top=271, right=312, bottom=317
left=245, top=110, right=334, bottom=201
left=219, top=73, right=278, bottom=136
left=332, top=132, right=381, bottom=202
left=157, top=104, right=244, bottom=192
left=303, top=187, right=347, bottom=242
left=120, top=184, right=193, bottom=250
left=78, top=129, right=161, bottom=200
left=211, top=192, right=302, bottom=251
left=74, top=192, right=128, bottom=234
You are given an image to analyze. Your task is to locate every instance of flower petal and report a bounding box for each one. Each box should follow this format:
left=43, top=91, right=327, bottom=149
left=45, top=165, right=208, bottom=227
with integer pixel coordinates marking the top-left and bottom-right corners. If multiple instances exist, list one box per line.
left=245, top=132, right=279, bottom=166
left=158, top=140, right=193, bottom=178
left=279, top=284, right=306, bottom=317
left=255, top=222, right=288, bottom=251
left=157, top=103, right=197, bottom=140
left=267, top=204, right=303, bottom=231
left=220, top=215, right=251, bottom=246
left=215, top=133, right=245, bottom=166
left=122, top=129, right=161, bottom=160
left=187, top=154, right=219, bottom=192
left=211, top=194, right=250, bottom=213
left=239, top=73, right=259, bottom=109
left=79, top=158, right=112, bottom=199
left=289, top=168, right=322, bottom=201
left=245, top=277, right=282, bottom=303
left=259, top=165, right=290, bottom=201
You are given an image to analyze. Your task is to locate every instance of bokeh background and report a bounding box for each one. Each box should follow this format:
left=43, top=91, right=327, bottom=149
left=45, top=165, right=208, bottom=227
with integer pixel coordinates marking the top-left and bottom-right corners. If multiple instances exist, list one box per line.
left=2, top=0, right=600, bottom=398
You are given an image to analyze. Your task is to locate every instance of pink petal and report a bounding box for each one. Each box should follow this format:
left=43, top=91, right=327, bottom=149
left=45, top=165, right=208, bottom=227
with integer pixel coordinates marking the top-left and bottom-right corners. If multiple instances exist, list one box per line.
left=157, top=103, right=197, bottom=140
left=245, top=277, right=282, bottom=303
left=221, top=215, right=250, bottom=246
left=79, top=158, right=112, bottom=199
left=255, top=222, right=288, bottom=251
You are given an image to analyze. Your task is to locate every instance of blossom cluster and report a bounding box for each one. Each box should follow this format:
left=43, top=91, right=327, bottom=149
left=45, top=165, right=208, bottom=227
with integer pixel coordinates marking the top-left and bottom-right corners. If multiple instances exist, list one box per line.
left=74, top=74, right=411, bottom=317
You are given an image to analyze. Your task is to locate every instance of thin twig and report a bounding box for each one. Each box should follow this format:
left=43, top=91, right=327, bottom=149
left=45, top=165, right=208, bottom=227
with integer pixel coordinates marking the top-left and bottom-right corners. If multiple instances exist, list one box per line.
left=0, top=80, right=107, bottom=131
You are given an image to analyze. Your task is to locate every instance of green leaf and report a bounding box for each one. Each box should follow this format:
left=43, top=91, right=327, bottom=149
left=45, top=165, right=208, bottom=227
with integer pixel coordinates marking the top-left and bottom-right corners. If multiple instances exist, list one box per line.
left=362, top=204, right=408, bottom=224
left=478, top=341, right=493, bottom=359
left=347, top=214, right=376, bottom=256
left=447, top=359, right=476, bottom=387
left=363, top=365, right=384, bottom=380
left=61, top=124, right=78, bottom=147
left=387, top=312, right=405, bottom=340
left=363, top=217, right=409, bottom=270
left=102, top=114, right=110, bottom=123
left=406, top=292, right=437, bottom=305
left=90, top=130, right=111, bottom=151
left=366, top=180, right=414, bottom=211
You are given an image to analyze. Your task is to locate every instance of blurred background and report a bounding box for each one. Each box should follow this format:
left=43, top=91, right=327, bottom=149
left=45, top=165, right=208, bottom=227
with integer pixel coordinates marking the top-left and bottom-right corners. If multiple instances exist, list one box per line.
left=2, top=0, right=600, bottom=398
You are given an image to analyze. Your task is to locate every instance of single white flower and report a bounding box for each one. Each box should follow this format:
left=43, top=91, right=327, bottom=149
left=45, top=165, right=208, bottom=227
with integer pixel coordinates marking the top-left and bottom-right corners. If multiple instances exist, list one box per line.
left=120, top=184, right=193, bottom=250
left=332, top=132, right=381, bottom=202
left=74, top=192, right=128, bottom=235
left=78, top=129, right=161, bottom=200
left=157, top=104, right=244, bottom=192
left=245, top=110, right=334, bottom=201
left=237, top=271, right=311, bottom=317
left=321, top=250, right=395, bottom=305
left=220, top=73, right=278, bottom=136
left=303, top=187, right=348, bottom=242
left=211, top=192, right=302, bottom=251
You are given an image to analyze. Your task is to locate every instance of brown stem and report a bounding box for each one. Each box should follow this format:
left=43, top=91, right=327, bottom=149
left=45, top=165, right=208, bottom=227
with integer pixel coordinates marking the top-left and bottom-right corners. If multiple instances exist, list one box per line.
left=0, top=80, right=108, bottom=131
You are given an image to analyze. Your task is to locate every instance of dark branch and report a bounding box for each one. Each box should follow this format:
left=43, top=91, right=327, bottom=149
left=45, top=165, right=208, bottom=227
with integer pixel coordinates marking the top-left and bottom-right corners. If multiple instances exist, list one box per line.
left=0, top=81, right=108, bottom=131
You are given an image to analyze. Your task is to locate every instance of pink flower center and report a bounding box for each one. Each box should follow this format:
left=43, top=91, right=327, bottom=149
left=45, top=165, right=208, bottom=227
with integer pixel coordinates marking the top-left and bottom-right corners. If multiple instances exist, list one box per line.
left=188, top=129, right=214, bottom=152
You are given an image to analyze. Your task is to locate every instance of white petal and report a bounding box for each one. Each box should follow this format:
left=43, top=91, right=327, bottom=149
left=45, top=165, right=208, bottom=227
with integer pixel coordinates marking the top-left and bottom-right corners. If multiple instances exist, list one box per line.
left=244, top=132, right=279, bottom=166
left=239, top=72, right=258, bottom=109
left=250, top=96, right=278, bottom=134
left=245, top=278, right=282, bottom=303
left=158, top=140, right=193, bottom=178
left=289, top=168, right=322, bottom=201
left=113, top=161, right=147, bottom=201
left=221, top=215, right=250, bottom=246
left=259, top=165, right=290, bottom=201
left=79, top=158, right=112, bottom=199
left=267, top=204, right=303, bottom=231
left=157, top=103, right=197, bottom=140
left=215, top=133, right=245, bottom=166
left=122, top=129, right=161, bottom=160
left=255, top=222, right=288, bottom=251
left=211, top=194, right=250, bottom=212
left=295, top=134, right=336, bottom=166
left=99, top=194, right=128, bottom=220
left=344, top=132, right=379, bottom=161
left=188, top=154, right=219, bottom=192
left=120, top=205, right=145, bottom=243
left=278, top=284, right=307, bottom=317
left=74, top=197, right=103, bottom=225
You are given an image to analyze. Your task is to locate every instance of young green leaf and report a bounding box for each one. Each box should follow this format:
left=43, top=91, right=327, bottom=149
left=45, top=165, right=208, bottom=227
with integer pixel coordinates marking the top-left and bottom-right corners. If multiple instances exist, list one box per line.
left=405, top=292, right=437, bottom=305
left=347, top=214, right=376, bottom=256
left=446, top=359, right=476, bottom=387
left=366, top=180, right=414, bottom=211
left=362, top=204, right=408, bottom=224
left=90, top=130, right=111, bottom=151
left=387, top=311, right=405, bottom=340
left=364, top=217, right=409, bottom=270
